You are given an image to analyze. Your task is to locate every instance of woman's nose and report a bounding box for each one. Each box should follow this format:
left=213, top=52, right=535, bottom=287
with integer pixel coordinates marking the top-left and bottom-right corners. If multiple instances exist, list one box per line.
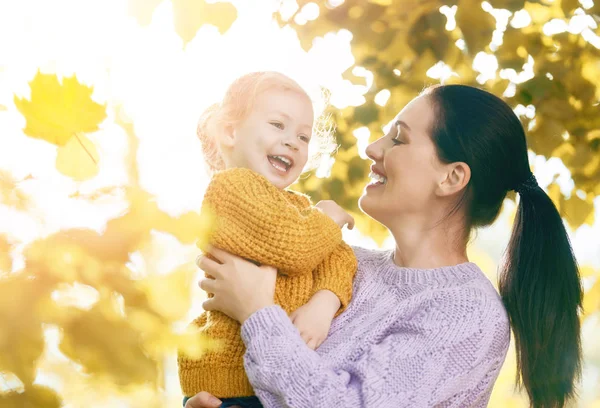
left=365, top=138, right=383, bottom=162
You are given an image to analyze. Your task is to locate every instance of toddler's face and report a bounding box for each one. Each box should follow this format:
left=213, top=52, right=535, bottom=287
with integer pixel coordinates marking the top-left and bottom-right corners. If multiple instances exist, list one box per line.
left=227, top=88, right=314, bottom=189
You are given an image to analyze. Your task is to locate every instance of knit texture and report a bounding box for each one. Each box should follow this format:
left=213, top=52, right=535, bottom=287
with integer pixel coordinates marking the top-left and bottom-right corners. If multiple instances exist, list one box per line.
left=178, top=168, right=357, bottom=398
left=241, top=247, right=511, bottom=408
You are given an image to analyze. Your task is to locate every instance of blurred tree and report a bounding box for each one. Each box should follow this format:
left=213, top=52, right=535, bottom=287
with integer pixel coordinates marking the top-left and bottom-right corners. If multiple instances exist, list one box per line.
left=284, top=0, right=599, bottom=242
left=285, top=2, right=600, bottom=406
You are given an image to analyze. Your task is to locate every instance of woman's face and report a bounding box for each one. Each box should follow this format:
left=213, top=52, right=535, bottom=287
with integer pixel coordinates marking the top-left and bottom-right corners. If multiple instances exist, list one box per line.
left=359, top=95, right=447, bottom=226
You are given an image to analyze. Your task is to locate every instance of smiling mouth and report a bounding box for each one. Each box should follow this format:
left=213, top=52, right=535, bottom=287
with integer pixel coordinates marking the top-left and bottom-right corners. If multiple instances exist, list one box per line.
left=268, top=155, right=293, bottom=172
left=368, top=171, right=387, bottom=185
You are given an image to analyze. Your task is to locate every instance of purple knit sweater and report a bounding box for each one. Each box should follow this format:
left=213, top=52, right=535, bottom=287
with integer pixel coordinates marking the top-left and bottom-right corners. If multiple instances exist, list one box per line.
left=241, top=247, right=510, bottom=408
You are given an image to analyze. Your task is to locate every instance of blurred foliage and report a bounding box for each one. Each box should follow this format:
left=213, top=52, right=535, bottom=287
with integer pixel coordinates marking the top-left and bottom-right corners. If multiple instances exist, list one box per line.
left=284, top=1, right=600, bottom=406
left=284, top=0, right=600, bottom=243
left=1, top=72, right=215, bottom=406
left=127, top=0, right=237, bottom=44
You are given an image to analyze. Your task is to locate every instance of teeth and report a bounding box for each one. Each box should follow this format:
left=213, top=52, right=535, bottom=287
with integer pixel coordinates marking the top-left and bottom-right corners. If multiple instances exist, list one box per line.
left=273, top=155, right=292, bottom=166
left=369, top=171, right=387, bottom=184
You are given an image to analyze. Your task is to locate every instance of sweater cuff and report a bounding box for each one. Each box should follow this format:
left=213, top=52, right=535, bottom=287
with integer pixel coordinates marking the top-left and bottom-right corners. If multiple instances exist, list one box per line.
left=241, top=305, right=303, bottom=353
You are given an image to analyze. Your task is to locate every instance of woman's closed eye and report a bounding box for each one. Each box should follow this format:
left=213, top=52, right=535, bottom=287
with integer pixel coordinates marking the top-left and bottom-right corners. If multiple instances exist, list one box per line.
left=392, top=123, right=404, bottom=145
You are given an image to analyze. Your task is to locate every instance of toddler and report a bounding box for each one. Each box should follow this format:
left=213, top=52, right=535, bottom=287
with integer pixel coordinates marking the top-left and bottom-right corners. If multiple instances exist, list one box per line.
left=178, top=72, right=357, bottom=408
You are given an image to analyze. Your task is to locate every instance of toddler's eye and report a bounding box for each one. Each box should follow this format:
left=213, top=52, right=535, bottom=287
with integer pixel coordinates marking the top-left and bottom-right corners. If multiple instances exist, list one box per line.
left=270, top=122, right=284, bottom=130
left=298, top=134, right=310, bottom=143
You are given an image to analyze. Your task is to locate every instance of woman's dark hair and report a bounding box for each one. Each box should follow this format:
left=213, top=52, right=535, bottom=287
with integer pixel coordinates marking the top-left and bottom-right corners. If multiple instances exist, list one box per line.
left=424, top=84, right=583, bottom=408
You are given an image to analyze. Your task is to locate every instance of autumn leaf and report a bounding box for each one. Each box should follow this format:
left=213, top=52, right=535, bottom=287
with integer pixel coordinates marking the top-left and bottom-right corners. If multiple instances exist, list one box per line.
left=126, top=0, right=163, bottom=26
left=0, top=385, right=62, bottom=408
left=69, top=186, right=125, bottom=201
left=562, top=192, right=595, bottom=229
left=0, top=274, right=48, bottom=387
left=128, top=0, right=237, bottom=45
left=55, top=133, right=100, bottom=181
left=455, top=0, right=495, bottom=53
left=0, top=170, right=31, bottom=210
left=138, top=263, right=196, bottom=320
left=155, top=207, right=216, bottom=246
left=14, top=72, right=106, bottom=146
left=583, top=279, right=600, bottom=318
left=59, top=302, right=158, bottom=386
left=0, top=235, right=12, bottom=272
left=172, top=0, right=237, bottom=44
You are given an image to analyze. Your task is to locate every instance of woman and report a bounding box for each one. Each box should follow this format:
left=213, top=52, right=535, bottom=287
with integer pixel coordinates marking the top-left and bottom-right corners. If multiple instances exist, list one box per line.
left=186, top=85, right=583, bottom=408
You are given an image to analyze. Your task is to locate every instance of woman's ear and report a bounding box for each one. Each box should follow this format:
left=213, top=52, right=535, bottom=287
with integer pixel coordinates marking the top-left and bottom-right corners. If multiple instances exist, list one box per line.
left=436, top=162, right=471, bottom=197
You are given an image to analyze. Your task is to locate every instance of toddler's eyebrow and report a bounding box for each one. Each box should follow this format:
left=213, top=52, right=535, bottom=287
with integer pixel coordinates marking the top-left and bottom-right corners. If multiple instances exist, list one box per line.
left=270, top=110, right=313, bottom=132
left=269, top=110, right=292, bottom=120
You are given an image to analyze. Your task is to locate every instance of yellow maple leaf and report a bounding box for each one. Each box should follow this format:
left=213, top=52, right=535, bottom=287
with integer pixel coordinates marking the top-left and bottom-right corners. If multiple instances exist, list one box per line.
left=14, top=72, right=106, bottom=146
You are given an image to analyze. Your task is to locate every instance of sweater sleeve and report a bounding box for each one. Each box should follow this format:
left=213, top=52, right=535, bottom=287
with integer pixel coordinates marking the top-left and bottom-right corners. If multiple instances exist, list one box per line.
left=310, top=242, right=357, bottom=315
left=241, top=296, right=510, bottom=408
left=202, top=168, right=342, bottom=276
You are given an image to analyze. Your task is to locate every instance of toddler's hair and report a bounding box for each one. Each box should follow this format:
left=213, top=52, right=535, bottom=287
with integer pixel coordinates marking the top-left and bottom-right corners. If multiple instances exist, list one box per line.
left=197, top=71, right=335, bottom=174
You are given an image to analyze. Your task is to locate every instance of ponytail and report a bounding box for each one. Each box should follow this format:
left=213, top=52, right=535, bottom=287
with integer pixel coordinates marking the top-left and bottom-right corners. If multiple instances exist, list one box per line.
left=197, top=103, right=225, bottom=174
left=499, top=178, right=583, bottom=408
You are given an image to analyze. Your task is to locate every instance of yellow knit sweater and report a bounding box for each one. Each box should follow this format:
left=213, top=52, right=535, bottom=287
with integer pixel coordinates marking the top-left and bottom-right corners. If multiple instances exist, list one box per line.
left=178, top=168, right=357, bottom=398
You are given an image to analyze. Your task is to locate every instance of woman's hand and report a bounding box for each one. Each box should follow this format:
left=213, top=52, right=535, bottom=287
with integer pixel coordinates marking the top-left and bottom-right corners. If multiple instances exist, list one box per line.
left=197, top=246, right=277, bottom=323
left=184, top=391, right=222, bottom=408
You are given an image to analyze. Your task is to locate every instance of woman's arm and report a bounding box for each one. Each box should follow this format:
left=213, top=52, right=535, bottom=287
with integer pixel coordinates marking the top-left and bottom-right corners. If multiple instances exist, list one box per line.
left=203, top=168, right=342, bottom=276
left=197, top=249, right=508, bottom=408
left=241, top=302, right=509, bottom=408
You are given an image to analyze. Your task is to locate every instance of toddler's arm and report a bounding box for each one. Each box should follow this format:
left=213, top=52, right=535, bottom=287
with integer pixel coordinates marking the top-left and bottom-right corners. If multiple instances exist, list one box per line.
left=290, top=289, right=340, bottom=350
left=202, top=168, right=342, bottom=276
left=311, top=241, right=357, bottom=314
left=291, top=242, right=357, bottom=349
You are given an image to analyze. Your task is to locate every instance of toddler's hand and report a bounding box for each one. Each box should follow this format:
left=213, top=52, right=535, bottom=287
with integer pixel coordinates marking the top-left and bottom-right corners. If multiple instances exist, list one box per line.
left=315, top=200, right=354, bottom=229
left=290, top=290, right=340, bottom=350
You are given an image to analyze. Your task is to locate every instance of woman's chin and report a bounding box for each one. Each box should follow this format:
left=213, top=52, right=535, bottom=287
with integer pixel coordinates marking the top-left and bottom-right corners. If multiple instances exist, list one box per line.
left=359, top=191, right=389, bottom=224
left=358, top=193, right=374, bottom=216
